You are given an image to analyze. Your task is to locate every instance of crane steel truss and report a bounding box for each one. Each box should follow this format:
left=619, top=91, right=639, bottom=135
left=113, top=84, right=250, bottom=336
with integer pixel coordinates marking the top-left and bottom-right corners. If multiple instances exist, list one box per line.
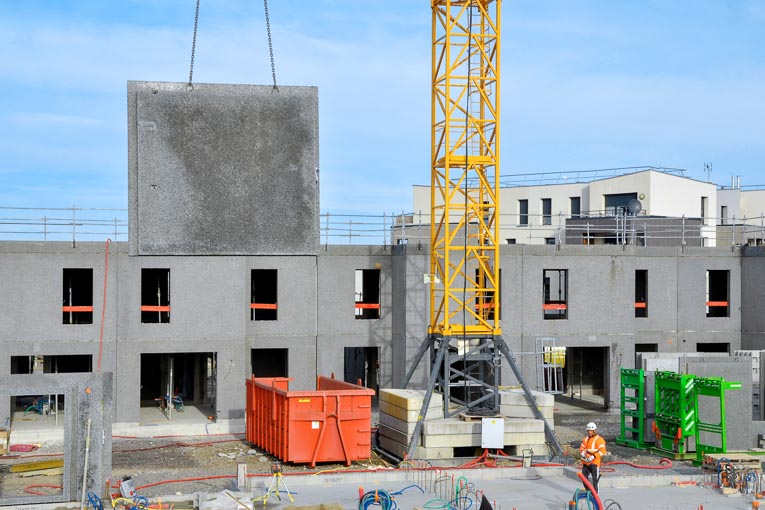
left=401, top=0, right=562, bottom=459
left=430, top=0, right=501, bottom=338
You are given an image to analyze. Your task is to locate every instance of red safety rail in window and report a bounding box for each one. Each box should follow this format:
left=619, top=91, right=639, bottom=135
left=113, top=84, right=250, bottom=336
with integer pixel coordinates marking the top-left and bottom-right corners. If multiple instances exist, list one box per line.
left=140, top=305, right=171, bottom=312
left=250, top=303, right=278, bottom=310
left=634, top=302, right=647, bottom=309
left=62, top=306, right=94, bottom=312
left=706, top=301, right=729, bottom=307
left=354, top=303, right=380, bottom=310
left=542, top=303, right=567, bottom=310
left=473, top=302, right=496, bottom=309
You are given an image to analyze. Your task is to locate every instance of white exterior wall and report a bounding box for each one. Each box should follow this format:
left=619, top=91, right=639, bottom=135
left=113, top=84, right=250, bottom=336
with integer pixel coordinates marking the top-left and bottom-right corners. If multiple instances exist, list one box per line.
left=412, top=170, right=721, bottom=246
left=740, top=190, right=765, bottom=220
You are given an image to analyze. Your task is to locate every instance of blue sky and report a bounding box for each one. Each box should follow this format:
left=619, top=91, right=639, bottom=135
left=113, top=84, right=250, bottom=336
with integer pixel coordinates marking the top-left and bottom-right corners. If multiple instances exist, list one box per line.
left=0, top=1, right=763, bottom=215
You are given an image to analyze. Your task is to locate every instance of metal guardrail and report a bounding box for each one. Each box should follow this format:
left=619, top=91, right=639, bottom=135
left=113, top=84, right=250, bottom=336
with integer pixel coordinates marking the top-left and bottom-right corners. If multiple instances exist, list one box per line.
left=2, top=207, right=765, bottom=247
left=0, top=207, right=128, bottom=243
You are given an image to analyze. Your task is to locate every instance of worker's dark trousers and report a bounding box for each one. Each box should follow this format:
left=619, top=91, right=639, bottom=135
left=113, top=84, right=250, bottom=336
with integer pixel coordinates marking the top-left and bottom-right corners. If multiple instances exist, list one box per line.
left=581, top=463, right=600, bottom=493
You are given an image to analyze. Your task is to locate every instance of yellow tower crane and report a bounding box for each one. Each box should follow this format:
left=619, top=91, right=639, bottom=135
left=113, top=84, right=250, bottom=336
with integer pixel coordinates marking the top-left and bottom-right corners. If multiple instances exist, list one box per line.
left=402, top=0, right=562, bottom=459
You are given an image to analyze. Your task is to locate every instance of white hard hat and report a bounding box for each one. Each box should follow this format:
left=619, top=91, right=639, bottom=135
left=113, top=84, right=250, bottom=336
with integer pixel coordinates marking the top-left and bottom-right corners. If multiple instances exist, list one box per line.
left=586, top=422, right=597, bottom=431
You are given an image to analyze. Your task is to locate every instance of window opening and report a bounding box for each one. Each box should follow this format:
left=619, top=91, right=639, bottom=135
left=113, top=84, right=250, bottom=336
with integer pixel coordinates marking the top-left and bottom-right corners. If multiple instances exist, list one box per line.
left=506, top=238, right=516, bottom=245
left=634, top=343, right=658, bottom=367
left=604, top=193, right=637, bottom=215
left=355, top=269, right=381, bottom=319
left=11, top=355, right=92, bottom=374
left=720, top=206, right=728, bottom=225
left=251, top=269, right=278, bottom=321
left=697, top=343, right=730, bottom=353
left=570, top=197, right=581, bottom=219
left=141, top=268, right=170, bottom=323
left=251, top=348, right=288, bottom=377
left=706, top=270, right=729, bottom=318
left=635, top=269, right=648, bottom=317
left=518, top=199, right=528, bottom=226
left=344, top=347, right=380, bottom=395
left=474, top=268, right=500, bottom=320
left=62, top=268, right=93, bottom=324
left=543, top=269, right=568, bottom=320
left=139, top=352, right=216, bottom=421
left=701, top=196, right=708, bottom=224
left=544, top=237, right=556, bottom=245
left=542, top=198, right=552, bottom=225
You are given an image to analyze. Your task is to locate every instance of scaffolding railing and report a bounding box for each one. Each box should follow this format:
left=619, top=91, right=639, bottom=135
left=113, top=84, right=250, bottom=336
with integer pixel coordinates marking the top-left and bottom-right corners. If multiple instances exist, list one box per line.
left=2, top=206, right=765, bottom=248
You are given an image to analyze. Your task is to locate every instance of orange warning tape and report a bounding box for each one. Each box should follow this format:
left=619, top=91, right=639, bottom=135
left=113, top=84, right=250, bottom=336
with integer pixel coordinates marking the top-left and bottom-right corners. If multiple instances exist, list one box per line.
left=473, top=302, right=496, bottom=309
left=62, top=306, right=94, bottom=312
left=355, top=303, right=380, bottom=309
left=250, top=303, right=278, bottom=310
left=140, top=305, right=170, bottom=312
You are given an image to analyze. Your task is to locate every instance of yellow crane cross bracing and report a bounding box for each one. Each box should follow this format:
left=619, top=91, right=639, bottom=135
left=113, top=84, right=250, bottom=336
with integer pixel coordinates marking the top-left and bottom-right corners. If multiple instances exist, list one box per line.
left=429, top=0, right=501, bottom=338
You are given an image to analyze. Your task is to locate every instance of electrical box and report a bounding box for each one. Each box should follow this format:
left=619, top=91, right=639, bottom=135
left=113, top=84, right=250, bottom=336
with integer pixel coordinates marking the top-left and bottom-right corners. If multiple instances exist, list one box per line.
left=481, top=417, right=504, bottom=449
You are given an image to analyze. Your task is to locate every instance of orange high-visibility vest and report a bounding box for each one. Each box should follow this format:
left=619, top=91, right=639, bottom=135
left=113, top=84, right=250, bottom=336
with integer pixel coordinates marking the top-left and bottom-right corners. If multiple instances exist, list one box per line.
left=579, top=434, right=606, bottom=466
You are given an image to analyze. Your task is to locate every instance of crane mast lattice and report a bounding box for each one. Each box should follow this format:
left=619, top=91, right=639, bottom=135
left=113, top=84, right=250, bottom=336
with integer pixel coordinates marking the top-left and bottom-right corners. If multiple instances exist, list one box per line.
left=402, top=0, right=562, bottom=459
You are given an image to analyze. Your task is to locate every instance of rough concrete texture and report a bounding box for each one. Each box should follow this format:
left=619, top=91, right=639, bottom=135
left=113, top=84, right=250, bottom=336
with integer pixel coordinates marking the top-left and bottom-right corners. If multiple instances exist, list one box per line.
left=128, top=81, right=319, bottom=256
left=379, top=400, right=442, bottom=421
left=0, top=373, right=112, bottom=507
left=379, top=388, right=443, bottom=409
left=423, top=417, right=544, bottom=435
left=683, top=356, right=753, bottom=451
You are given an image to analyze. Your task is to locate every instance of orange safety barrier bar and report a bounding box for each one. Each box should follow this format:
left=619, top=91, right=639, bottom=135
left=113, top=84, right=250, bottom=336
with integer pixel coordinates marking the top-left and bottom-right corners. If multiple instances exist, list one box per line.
left=706, top=301, right=729, bottom=307
left=634, top=302, right=647, bottom=309
left=250, top=303, right=278, bottom=310
left=140, top=305, right=171, bottom=312
left=62, top=306, right=94, bottom=312
left=473, top=302, right=496, bottom=309
left=542, top=303, right=567, bottom=310
left=354, top=303, right=380, bottom=309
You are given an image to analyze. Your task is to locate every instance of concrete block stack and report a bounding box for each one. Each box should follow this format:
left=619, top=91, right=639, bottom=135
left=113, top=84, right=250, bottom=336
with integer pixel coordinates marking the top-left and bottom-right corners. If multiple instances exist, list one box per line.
left=422, top=418, right=545, bottom=452
left=377, top=389, right=451, bottom=459
left=499, top=389, right=554, bottom=426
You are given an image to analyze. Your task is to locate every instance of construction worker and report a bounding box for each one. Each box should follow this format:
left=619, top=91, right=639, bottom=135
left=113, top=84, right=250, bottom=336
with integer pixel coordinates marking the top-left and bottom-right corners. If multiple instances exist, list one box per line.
left=579, top=421, right=606, bottom=493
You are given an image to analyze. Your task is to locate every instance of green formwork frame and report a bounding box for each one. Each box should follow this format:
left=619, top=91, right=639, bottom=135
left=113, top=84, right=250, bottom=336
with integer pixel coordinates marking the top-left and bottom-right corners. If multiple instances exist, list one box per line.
left=693, top=376, right=741, bottom=465
left=616, top=368, right=653, bottom=449
left=652, top=371, right=697, bottom=459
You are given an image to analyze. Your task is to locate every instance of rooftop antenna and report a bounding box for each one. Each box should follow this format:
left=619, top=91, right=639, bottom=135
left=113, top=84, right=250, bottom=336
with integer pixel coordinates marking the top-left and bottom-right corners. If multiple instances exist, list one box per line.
left=704, top=162, right=712, bottom=182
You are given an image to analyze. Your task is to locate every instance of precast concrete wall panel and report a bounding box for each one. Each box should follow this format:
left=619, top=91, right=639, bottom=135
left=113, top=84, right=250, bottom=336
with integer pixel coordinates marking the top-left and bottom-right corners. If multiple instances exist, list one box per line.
left=316, top=246, right=393, bottom=388
left=675, top=248, right=741, bottom=349
left=244, top=255, right=318, bottom=338
left=128, top=81, right=319, bottom=256
left=741, top=248, right=765, bottom=349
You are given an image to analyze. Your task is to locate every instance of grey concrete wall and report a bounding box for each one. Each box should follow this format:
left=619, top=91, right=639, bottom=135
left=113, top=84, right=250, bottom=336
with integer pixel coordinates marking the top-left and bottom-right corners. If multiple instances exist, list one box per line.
left=128, top=81, right=319, bottom=256
left=0, top=240, right=754, bottom=427
left=317, top=246, right=394, bottom=388
left=741, top=247, right=765, bottom=348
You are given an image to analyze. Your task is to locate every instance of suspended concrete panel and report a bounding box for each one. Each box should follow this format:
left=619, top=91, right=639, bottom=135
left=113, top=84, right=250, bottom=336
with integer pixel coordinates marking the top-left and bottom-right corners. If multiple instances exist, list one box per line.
left=128, top=81, right=319, bottom=256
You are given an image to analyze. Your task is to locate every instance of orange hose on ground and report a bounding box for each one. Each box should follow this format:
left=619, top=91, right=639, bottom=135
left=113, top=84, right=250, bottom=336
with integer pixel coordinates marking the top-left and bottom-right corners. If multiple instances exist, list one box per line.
left=24, top=484, right=63, bottom=495
left=605, top=458, right=673, bottom=470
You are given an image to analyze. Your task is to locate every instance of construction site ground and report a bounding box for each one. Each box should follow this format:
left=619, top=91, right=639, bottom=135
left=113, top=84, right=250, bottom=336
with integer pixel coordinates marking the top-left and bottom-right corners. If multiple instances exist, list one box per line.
left=1, top=396, right=758, bottom=509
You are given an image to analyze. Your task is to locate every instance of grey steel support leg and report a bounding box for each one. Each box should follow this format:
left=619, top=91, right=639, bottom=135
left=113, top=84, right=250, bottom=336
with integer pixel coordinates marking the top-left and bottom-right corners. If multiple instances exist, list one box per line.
left=496, top=336, right=563, bottom=456
left=406, top=338, right=447, bottom=459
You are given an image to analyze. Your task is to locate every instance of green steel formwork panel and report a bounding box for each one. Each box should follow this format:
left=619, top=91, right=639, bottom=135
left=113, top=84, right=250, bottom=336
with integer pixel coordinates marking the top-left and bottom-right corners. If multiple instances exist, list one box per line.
left=652, top=371, right=697, bottom=459
left=616, top=368, right=653, bottom=449
left=693, top=376, right=741, bottom=465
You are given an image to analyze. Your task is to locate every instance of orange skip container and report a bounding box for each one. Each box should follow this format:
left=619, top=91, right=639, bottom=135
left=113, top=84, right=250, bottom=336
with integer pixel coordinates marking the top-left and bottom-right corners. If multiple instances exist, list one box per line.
left=245, top=375, right=375, bottom=467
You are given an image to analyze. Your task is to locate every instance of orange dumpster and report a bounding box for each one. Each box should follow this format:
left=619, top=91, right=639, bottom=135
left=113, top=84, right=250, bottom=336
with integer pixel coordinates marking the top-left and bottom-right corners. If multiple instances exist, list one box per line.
left=245, top=374, right=375, bottom=467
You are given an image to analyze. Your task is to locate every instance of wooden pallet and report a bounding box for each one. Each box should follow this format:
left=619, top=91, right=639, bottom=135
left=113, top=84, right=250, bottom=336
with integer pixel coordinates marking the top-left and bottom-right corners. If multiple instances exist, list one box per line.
left=702, top=452, right=762, bottom=472
left=458, top=413, right=501, bottom=422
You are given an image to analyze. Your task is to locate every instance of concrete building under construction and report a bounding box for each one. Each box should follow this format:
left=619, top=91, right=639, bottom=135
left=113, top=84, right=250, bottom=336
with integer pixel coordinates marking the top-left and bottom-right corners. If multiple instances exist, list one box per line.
left=2, top=81, right=765, bottom=433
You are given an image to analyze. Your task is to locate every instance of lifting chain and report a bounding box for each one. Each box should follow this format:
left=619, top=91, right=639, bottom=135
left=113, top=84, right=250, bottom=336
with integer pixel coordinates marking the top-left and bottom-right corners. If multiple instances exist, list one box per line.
left=188, top=0, right=201, bottom=89
left=263, top=0, right=278, bottom=90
